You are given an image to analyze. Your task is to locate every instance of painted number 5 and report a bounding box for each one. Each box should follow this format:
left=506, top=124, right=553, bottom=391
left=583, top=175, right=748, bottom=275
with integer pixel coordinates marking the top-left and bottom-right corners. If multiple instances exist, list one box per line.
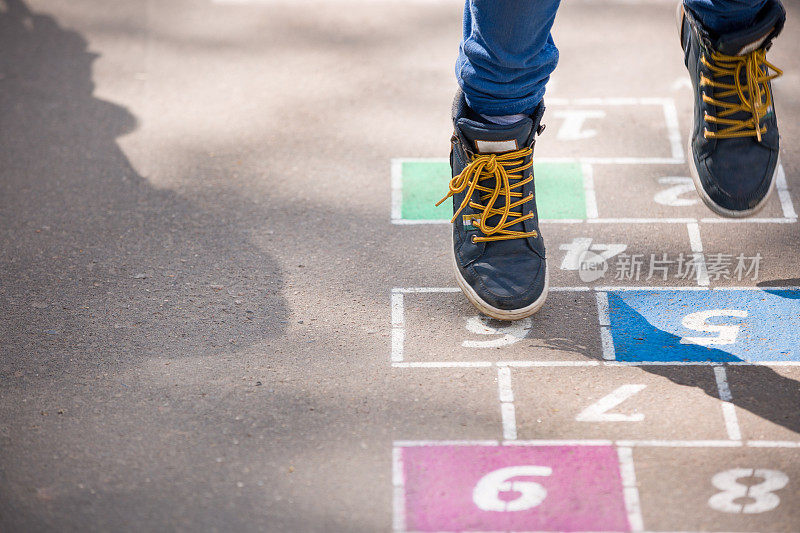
left=463, top=316, right=532, bottom=348
left=708, top=468, right=789, bottom=514
left=680, top=309, right=748, bottom=346
left=473, top=466, right=552, bottom=512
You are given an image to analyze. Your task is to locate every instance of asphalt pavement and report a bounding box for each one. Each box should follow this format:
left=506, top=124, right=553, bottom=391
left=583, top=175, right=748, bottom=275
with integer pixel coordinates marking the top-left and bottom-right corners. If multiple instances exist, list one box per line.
left=1, top=0, right=799, bottom=531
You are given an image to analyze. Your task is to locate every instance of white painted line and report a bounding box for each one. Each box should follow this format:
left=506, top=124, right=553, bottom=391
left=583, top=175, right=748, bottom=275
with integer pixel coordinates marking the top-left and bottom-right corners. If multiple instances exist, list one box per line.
left=776, top=163, right=797, bottom=220
left=392, top=361, right=494, bottom=368
left=713, top=365, right=733, bottom=402
left=595, top=291, right=610, bottom=326
left=540, top=157, right=685, bottom=165
left=611, top=360, right=800, bottom=367
left=541, top=218, right=586, bottom=224
left=497, top=366, right=515, bottom=403
left=618, top=447, right=645, bottom=532
left=394, top=440, right=500, bottom=447
left=615, top=440, right=742, bottom=448
left=395, top=439, right=800, bottom=449
left=391, top=219, right=449, bottom=225
left=604, top=361, right=718, bottom=366
left=686, top=222, right=710, bottom=286
left=639, top=97, right=676, bottom=106
left=392, top=447, right=406, bottom=533
left=701, top=217, right=797, bottom=224
left=720, top=403, right=742, bottom=441
left=497, top=360, right=602, bottom=367
left=504, top=439, right=615, bottom=446
left=391, top=330, right=405, bottom=364
left=394, top=286, right=594, bottom=294
left=391, top=292, right=404, bottom=327
left=600, top=328, right=616, bottom=361
left=392, top=155, right=687, bottom=166
left=661, top=99, right=684, bottom=161
left=390, top=159, right=403, bottom=223
left=394, top=216, right=797, bottom=225
left=582, top=163, right=599, bottom=219
left=389, top=157, right=446, bottom=163
left=395, top=360, right=800, bottom=368
left=686, top=221, right=703, bottom=252
left=605, top=361, right=723, bottom=366
left=497, top=367, right=517, bottom=441
left=713, top=285, right=800, bottom=290
left=393, top=287, right=462, bottom=293
left=714, top=366, right=742, bottom=442
left=588, top=218, right=697, bottom=224
left=391, top=292, right=404, bottom=363
left=501, top=403, right=517, bottom=441
left=747, top=440, right=800, bottom=448
left=728, top=360, right=800, bottom=366
left=595, top=285, right=709, bottom=291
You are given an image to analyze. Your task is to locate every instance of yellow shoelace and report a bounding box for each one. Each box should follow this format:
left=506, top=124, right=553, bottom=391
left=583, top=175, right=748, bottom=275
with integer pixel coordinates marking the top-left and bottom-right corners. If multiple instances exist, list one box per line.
left=435, top=147, right=537, bottom=243
left=701, top=49, right=782, bottom=141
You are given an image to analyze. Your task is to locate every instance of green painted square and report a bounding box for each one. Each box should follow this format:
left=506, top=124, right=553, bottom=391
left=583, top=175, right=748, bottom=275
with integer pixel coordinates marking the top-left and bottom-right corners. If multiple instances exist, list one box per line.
left=400, top=160, right=586, bottom=221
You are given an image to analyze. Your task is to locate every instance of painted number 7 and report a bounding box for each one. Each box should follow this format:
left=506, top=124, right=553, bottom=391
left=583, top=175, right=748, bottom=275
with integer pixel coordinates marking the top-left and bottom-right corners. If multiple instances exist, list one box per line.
left=473, top=466, right=553, bottom=512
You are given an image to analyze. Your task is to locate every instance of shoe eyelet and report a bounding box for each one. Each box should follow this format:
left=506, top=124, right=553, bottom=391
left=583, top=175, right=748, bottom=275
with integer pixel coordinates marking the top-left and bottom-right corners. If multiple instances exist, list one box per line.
left=471, top=235, right=477, bottom=244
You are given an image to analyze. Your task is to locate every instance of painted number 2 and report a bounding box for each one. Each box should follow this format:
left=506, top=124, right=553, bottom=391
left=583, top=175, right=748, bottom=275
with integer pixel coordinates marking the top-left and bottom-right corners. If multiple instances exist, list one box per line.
left=708, top=468, right=789, bottom=514
left=473, top=466, right=552, bottom=512
left=654, top=176, right=699, bottom=207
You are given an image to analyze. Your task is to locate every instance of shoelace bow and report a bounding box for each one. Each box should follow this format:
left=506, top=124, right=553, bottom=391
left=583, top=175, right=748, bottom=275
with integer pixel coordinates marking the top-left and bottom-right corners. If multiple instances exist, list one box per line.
left=436, top=147, right=537, bottom=243
left=701, top=48, right=782, bottom=141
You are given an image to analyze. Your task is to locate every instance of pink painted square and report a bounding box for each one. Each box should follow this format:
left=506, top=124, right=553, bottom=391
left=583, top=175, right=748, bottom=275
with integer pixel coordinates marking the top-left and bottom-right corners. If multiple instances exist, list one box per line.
left=401, top=445, right=629, bottom=532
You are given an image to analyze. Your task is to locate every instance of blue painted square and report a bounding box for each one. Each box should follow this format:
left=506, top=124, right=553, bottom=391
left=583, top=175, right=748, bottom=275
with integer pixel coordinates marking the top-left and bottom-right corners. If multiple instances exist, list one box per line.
left=607, top=289, right=800, bottom=362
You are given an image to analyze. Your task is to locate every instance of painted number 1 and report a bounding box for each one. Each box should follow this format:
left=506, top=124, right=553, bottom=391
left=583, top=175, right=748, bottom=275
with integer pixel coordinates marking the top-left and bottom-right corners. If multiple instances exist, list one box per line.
left=473, top=466, right=552, bottom=512
left=708, top=468, right=789, bottom=514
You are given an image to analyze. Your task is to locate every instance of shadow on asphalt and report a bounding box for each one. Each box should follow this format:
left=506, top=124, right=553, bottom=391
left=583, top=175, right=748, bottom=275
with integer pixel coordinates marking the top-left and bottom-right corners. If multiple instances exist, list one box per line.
left=0, top=0, right=288, bottom=371
left=606, top=295, right=800, bottom=436
left=0, top=2, right=291, bottom=528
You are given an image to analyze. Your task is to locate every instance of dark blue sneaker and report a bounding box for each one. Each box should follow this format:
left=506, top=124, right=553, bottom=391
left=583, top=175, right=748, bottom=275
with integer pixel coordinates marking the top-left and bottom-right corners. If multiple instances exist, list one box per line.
left=678, top=0, right=785, bottom=217
left=437, top=91, right=548, bottom=320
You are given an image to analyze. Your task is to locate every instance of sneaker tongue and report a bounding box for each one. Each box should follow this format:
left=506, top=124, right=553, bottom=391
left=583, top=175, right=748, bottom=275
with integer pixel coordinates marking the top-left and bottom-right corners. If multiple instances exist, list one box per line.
left=455, top=117, right=535, bottom=237
left=713, top=25, right=776, bottom=56
left=456, top=117, right=534, bottom=154
left=709, top=0, right=784, bottom=56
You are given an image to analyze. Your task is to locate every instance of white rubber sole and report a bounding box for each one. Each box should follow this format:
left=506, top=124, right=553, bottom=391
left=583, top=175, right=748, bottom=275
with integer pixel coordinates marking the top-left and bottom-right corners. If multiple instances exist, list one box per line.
left=687, top=135, right=779, bottom=218
left=678, top=2, right=778, bottom=219
left=451, top=239, right=549, bottom=321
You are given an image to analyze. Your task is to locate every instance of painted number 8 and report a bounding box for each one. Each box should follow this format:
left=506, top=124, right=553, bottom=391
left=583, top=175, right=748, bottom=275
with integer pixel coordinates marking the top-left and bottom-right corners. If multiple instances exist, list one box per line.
left=708, top=468, right=789, bottom=514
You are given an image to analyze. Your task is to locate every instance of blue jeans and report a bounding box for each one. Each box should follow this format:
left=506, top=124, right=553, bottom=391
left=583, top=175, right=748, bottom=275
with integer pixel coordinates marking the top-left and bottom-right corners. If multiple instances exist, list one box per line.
left=457, top=0, right=772, bottom=116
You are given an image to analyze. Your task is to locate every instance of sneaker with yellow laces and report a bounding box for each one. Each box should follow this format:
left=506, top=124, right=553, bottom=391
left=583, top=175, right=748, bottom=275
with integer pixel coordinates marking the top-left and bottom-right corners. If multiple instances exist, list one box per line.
left=437, top=91, right=548, bottom=321
left=678, top=0, right=785, bottom=217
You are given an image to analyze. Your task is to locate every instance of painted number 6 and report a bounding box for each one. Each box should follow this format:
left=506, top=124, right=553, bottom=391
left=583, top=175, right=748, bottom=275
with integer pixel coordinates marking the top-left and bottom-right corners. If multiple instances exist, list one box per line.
left=473, top=465, right=552, bottom=512
left=708, top=468, right=789, bottom=514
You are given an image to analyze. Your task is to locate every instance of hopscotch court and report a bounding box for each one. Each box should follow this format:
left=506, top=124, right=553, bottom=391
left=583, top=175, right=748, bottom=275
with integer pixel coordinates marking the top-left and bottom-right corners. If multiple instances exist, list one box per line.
left=389, top=95, right=800, bottom=532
